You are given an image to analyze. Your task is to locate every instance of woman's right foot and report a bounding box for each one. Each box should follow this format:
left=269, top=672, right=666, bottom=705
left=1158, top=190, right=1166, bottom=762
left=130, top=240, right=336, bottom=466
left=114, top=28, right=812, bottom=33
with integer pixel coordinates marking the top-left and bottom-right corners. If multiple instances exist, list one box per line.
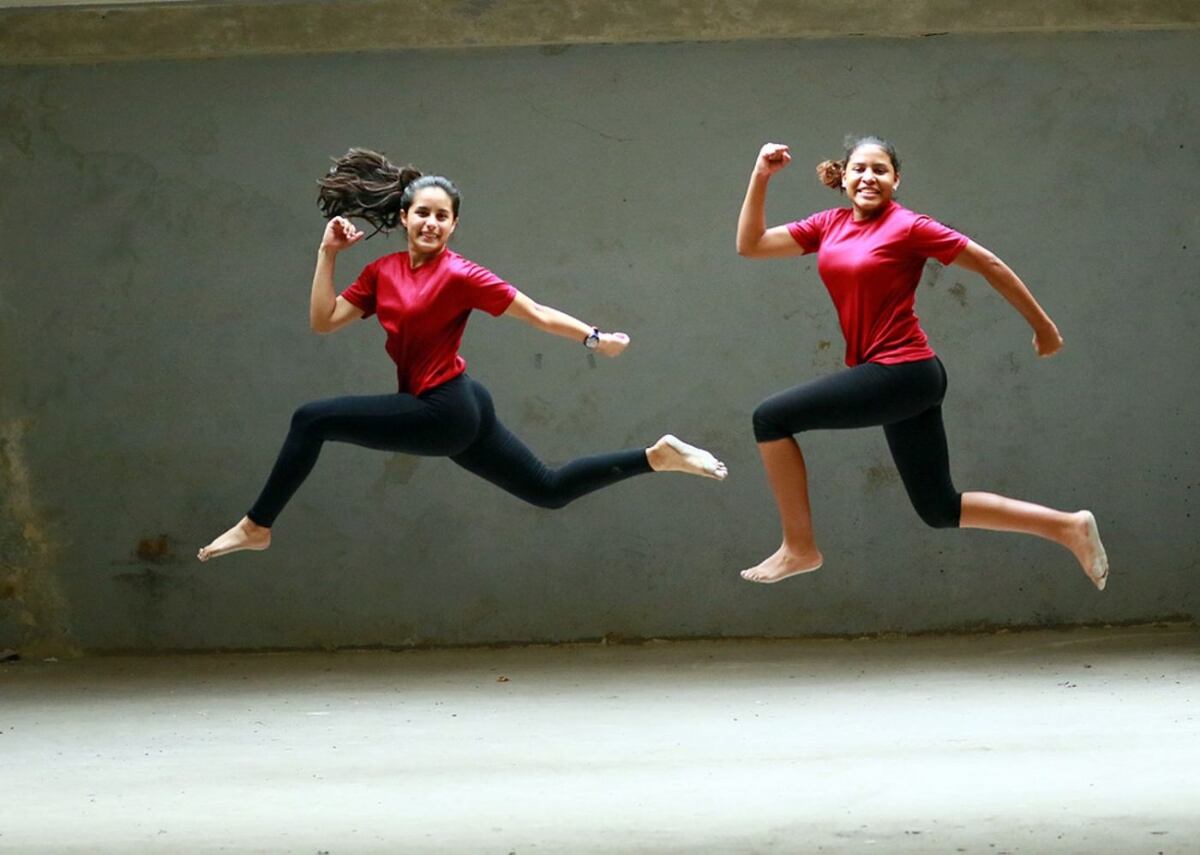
left=647, top=434, right=728, bottom=480
left=1065, top=510, right=1109, bottom=590
left=740, top=543, right=824, bottom=584
left=198, top=516, right=271, bottom=562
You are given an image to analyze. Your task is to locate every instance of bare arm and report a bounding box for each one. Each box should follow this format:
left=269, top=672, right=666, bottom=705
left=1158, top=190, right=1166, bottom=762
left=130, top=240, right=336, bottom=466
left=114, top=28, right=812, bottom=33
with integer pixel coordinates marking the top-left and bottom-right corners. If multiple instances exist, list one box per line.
left=502, top=291, right=629, bottom=357
left=736, top=143, right=808, bottom=259
left=952, top=240, right=1062, bottom=357
left=310, top=217, right=367, bottom=335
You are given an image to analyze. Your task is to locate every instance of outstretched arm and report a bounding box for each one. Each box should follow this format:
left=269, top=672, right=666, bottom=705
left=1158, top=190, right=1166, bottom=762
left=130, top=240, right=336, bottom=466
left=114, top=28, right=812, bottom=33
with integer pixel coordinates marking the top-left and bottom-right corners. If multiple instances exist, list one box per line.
left=952, top=241, right=1062, bottom=357
left=310, top=216, right=367, bottom=334
left=502, top=291, right=629, bottom=357
left=736, top=143, right=807, bottom=259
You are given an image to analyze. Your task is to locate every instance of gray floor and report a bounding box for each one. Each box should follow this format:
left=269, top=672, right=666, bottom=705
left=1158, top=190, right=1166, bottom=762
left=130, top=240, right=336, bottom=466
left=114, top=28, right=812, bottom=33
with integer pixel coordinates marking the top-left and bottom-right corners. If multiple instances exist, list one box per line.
left=2, top=625, right=1197, bottom=854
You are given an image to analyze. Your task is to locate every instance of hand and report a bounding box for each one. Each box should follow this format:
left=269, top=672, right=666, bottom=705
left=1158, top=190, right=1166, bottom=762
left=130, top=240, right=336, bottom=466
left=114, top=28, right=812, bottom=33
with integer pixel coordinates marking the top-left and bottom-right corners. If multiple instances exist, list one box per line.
left=596, top=332, right=630, bottom=358
left=320, top=216, right=365, bottom=254
left=1033, top=322, right=1063, bottom=357
left=755, top=143, right=791, bottom=177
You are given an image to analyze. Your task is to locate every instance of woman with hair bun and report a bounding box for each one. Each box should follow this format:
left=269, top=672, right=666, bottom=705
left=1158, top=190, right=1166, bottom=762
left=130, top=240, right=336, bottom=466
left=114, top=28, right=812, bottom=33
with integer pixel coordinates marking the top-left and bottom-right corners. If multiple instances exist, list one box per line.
left=735, top=136, right=1108, bottom=589
left=199, top=148, right=726, bottom=561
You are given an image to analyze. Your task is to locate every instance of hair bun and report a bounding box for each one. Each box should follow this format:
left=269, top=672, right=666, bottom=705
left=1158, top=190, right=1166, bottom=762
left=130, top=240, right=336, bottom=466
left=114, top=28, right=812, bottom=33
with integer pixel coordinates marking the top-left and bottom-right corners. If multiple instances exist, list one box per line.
left=815, top=159, right=844, bottom=191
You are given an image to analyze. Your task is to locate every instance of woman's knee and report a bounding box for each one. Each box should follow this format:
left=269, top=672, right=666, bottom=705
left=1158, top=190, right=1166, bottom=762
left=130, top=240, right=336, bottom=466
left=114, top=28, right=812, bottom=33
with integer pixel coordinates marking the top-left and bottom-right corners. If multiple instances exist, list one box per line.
left=289, top=400, right=328, bottom=435
left=912, top=492, right=962, bottom=529
left=752, top=399, right=794, bottom=443
left=527, top=492, right=570, bottom=511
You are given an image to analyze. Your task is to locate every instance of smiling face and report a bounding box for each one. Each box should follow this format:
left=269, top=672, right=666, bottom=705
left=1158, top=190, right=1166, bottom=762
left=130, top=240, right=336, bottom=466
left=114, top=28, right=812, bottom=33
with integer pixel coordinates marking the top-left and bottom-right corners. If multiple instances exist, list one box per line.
left=400, top=186, right=458, bottom=261
left=842, top=144, right=900, bottom=220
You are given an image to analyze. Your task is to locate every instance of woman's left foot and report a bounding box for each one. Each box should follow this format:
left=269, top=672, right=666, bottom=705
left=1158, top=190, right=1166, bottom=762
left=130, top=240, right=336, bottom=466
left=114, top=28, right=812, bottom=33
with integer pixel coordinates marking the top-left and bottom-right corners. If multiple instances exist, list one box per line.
left=1066, top=510, right=1109, bottom=590
left=198, top=516, right=271, bottom=562
left=740, top=543, right=824, bottom=583
left=647, top=435, right=728, bottom=480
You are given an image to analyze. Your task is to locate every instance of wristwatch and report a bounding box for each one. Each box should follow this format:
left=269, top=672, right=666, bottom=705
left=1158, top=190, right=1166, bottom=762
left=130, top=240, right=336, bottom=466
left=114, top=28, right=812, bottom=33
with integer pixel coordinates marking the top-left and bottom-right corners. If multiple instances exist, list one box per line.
left=583, top=327, right=601, bottom=349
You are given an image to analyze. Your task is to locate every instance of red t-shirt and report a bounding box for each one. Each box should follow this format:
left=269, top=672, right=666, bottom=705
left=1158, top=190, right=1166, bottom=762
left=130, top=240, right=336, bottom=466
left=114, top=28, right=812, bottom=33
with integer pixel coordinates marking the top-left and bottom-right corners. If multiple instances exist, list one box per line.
left=787, top=202, right=969, bottom=366
left=340, top=249, right=517, bottom=396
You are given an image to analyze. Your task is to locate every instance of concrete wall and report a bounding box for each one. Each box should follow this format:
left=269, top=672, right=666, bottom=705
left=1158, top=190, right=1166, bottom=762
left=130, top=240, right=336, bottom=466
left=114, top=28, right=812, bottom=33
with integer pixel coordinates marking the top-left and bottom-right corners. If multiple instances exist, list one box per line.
left=1, top=29, right=1197, bottom=652
left=4, top=0, right=1198, bottom=64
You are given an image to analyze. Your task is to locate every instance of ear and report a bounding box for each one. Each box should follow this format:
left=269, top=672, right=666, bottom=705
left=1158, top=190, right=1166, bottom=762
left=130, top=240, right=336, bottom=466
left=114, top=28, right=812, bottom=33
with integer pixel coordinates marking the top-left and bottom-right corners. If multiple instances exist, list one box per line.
left=893, top=172, right=901, bottom=191
left=399, top=208, right=409, bottom=228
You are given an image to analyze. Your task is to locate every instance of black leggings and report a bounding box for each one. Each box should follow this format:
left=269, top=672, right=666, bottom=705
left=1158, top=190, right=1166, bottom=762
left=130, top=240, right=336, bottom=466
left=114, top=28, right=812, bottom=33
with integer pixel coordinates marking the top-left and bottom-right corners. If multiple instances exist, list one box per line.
left=752, top=357, right=962, bottom=529
left=247, top=374, right=652, bottom=527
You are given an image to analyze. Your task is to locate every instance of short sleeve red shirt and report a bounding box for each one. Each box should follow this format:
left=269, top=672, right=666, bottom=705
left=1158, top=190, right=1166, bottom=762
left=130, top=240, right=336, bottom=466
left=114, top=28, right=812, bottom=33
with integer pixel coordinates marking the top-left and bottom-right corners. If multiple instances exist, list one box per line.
left=787, top=202, right=968, bottom=366
left=340, top=249, right=517, bottom=396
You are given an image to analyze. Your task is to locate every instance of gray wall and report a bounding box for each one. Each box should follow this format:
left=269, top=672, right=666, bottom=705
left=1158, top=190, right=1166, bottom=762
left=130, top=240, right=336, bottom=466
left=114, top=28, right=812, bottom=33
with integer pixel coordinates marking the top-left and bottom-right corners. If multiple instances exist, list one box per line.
left=2, top=30, right=1197, bottom=653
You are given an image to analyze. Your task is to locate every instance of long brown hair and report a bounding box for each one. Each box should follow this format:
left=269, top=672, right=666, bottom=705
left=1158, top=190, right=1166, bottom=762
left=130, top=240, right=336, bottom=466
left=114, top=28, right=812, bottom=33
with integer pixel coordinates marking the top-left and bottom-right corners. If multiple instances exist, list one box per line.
left=317, top=148, right=445, bottom=238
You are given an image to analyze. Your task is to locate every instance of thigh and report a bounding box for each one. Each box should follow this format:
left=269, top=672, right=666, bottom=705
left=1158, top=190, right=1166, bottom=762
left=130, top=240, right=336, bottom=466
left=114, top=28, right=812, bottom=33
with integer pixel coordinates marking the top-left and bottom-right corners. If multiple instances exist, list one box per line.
left=760, top=358, right=944, bottom=435
left=449, top=392, right=548, bottom=494
left=296, top=377, right=480, bottom=457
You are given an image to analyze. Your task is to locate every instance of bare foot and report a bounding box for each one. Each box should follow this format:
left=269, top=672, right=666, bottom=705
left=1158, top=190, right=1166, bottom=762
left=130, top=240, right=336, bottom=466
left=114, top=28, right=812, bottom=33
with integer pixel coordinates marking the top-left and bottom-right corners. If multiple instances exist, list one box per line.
left=198, top=516, right=271, bottom=562
left=740, top=543, right=824, bottom=584
left=1065, top=510, right=1109, bottom=590
left=646, top=434, right=728, bottom=480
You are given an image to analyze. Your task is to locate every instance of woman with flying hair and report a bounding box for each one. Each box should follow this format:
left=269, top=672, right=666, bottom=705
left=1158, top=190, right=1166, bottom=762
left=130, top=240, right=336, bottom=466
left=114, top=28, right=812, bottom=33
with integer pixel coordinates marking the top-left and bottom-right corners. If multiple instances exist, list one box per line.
left=735, top=136, right=1108, bottom=589
left=199, top=149, right=725, bottom=561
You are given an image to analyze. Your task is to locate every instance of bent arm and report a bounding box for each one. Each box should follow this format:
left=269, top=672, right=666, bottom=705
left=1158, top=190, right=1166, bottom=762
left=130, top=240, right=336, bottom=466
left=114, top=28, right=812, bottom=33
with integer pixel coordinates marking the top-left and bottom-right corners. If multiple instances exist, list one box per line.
left=502, top=291, right=629, bottom=357
left=310, top=217, right=366, bottom=334
left=737, top=144, right=807, bottom=259
left=736, top=172, right=805, bottom=258
left=309, top=248, right=365, bottom=334
left=952, top=240, right=1062, bottom=356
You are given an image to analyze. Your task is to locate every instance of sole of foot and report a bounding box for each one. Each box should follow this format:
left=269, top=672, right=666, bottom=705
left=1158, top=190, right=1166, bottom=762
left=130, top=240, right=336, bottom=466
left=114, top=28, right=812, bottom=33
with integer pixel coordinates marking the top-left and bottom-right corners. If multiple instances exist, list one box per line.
left=1082, top=510, right=1109, bottom=591
left=661, top=434, right=728, bottom=480
left=740, top=557, right=823, bottom=584
left=197, top=521, right=270, bottom=562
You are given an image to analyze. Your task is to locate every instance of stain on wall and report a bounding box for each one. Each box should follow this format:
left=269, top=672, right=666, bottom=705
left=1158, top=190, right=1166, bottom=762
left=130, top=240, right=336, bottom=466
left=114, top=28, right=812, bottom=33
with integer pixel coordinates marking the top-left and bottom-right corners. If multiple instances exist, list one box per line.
left=0, top=420, right=75, bottom=657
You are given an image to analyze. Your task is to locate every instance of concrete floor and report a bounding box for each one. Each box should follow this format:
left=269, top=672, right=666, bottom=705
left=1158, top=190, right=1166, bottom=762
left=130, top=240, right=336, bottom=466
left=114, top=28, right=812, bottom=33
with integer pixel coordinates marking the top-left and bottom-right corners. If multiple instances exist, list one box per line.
left=1, top=626, right=1197, bottom=854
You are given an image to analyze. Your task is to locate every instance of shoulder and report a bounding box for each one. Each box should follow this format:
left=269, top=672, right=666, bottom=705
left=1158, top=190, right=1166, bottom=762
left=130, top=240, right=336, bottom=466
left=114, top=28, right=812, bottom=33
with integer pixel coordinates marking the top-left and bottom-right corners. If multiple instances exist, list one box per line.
left=442, top=249, right=473, bottom=269
left=363, top=251, right=406, bottom=273
left=884, top=202, right=923, bottom=224
left=889, top=203, right=953, bottom=230
left=809, top=206, right=851, bottom=225
left=790, top=206, right=850, bottom=233
left=445, top=250, right=505, bottom=281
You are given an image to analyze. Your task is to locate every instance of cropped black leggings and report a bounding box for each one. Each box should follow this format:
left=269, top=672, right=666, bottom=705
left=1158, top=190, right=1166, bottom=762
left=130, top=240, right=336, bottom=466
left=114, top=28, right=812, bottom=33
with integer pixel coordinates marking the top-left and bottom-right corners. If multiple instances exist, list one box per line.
left=752, top=357, right=962, bottom=529
left=247, top=374, right=651, bottom=527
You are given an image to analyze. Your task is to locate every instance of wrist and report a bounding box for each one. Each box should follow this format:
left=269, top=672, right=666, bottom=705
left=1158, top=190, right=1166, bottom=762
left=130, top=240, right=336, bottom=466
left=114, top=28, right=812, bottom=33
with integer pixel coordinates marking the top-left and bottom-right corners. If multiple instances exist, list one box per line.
left=582, top=327, right=601, bottom=349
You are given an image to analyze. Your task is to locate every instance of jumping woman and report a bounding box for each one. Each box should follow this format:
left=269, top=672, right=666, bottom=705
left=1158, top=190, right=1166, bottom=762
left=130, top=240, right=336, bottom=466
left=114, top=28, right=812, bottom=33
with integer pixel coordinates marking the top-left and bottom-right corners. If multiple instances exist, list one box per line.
left=199, top=149, right=726, bottom=561
left=735, top=137, right=1108, bottom=588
